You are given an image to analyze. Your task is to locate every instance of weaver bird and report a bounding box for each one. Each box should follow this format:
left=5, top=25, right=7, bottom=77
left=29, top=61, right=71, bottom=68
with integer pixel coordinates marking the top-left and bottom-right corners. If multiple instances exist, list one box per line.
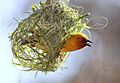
left=61, top=33, right=92, bottom=52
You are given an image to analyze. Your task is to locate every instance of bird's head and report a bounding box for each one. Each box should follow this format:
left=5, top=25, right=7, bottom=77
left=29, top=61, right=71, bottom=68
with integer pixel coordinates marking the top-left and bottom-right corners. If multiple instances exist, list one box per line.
left=76, top=33, right=93, bottom=49
left=60, top=33, right=93, bottom=52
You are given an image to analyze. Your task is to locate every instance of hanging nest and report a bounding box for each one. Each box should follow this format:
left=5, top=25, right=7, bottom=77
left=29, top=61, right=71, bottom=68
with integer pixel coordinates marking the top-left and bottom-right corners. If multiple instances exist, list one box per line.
left=10, top=0, right=90, bottom=72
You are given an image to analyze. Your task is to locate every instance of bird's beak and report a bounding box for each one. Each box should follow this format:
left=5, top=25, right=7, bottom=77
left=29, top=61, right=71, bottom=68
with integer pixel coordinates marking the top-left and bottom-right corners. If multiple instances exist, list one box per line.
left=86, top=40, right=93, bottom=44
left=84, top=40, right=93, bottom=47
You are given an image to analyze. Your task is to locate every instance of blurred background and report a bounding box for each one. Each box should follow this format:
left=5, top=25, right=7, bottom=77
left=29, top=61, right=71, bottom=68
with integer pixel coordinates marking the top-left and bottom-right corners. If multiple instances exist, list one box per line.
left=0, top=0, right=120, bottom=83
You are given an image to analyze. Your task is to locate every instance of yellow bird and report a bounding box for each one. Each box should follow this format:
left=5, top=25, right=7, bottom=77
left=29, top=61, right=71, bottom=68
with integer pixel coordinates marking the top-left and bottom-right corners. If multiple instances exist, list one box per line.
left=61, top=33, right=92, bottom=52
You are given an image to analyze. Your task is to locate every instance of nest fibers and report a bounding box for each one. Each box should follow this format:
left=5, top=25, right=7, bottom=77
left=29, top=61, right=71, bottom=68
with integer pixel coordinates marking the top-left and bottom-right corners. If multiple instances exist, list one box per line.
left=10, top=0, right=90, bottom=73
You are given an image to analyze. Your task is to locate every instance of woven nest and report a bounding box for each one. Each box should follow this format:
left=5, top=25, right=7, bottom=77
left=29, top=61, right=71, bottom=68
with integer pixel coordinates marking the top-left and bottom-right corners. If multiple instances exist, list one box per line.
left=10, top=0, right=90, bottom=72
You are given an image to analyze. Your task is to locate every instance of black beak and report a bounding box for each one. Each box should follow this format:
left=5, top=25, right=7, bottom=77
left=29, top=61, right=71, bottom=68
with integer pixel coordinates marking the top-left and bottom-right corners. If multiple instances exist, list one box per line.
left=85, top=43, right=92, bottom=47
left=84, top=40, right=93, bottom=47
left=86, top=40, right=93, bottom=44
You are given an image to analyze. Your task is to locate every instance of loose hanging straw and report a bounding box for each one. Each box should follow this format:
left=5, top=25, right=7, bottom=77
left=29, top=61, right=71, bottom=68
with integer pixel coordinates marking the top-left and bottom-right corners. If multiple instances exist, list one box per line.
left=10, top=0, right=90, bottom=73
